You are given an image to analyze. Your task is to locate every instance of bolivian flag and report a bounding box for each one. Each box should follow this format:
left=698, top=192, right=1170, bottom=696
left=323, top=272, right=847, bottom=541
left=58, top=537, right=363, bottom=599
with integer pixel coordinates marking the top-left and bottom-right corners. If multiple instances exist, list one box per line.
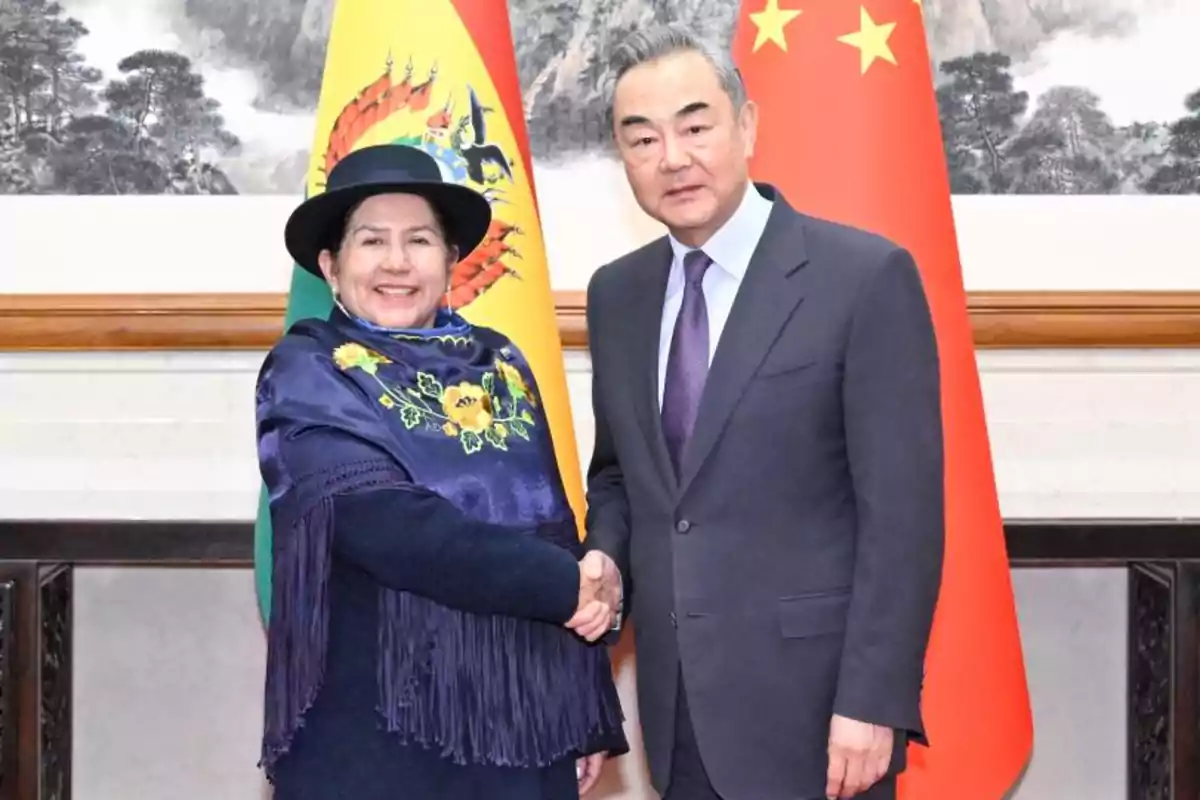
left=254, top=0, right=582, bottom=618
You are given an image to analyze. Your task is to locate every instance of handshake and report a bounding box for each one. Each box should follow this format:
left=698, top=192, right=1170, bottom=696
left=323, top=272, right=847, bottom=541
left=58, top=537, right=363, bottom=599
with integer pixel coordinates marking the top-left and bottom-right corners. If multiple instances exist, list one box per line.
left=565, top=551, right=622, bottom=642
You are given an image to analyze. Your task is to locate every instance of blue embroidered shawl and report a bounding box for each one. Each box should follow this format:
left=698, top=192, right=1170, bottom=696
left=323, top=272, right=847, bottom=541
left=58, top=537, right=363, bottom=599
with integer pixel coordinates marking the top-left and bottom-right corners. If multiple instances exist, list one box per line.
left=254, top=306, right=624, bottom=775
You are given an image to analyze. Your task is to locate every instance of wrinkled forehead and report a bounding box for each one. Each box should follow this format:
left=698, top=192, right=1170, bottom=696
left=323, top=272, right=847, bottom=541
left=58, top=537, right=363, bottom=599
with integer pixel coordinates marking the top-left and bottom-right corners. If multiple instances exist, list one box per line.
left=612, top=51, right=729, bottom=126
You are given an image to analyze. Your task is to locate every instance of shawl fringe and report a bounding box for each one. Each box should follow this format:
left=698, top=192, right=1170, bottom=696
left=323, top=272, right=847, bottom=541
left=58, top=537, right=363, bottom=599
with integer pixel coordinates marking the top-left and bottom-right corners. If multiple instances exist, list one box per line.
left=259, top=458, right=407, bottom=776
left=259, top=462, right=625, bottom=777
left=377, top=567, right=625, bottom=767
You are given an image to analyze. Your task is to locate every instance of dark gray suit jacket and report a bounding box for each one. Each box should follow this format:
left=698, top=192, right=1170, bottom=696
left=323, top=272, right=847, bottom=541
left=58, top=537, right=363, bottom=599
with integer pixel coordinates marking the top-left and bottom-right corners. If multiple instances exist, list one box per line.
left=584, top=184, right=945, bottom=800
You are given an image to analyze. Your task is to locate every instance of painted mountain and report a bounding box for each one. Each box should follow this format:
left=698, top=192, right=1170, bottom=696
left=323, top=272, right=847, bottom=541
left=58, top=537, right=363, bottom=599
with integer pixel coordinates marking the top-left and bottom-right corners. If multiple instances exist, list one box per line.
left=1, top=0, right=1196, bottom=193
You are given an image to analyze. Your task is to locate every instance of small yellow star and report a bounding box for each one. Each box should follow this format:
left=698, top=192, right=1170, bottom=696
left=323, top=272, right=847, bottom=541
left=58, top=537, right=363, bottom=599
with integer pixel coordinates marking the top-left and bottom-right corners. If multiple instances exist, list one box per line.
left=749, top=0, right=802, bottom=53
left=837, top=6, right=898, bottom=74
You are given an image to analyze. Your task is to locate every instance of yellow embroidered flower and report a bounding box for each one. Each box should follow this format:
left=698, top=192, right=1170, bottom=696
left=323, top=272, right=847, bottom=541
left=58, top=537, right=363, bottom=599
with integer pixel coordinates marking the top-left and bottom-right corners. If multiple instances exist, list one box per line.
left=442, top=421, right=459, bottom=437
left=441, top=382, right=493, bottom=433
left=332, top=343, right=390, bottom=374
left=379, top=395, right=395, bottom=408
left=496, top=360, right=537, bottom=407
left=493, top=423, right=507, bottom=437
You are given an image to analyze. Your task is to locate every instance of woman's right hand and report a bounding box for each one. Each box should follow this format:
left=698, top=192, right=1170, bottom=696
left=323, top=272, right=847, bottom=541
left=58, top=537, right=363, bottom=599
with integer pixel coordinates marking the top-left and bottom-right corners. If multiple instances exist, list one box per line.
left=577, top=751, right=607, bottom=795
left=566, top=554, right=620, bottom=640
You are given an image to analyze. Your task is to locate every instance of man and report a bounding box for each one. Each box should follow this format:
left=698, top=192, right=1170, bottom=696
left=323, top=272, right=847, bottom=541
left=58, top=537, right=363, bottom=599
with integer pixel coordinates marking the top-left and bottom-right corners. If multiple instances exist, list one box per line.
left=582, top=25, right=945, bottom=800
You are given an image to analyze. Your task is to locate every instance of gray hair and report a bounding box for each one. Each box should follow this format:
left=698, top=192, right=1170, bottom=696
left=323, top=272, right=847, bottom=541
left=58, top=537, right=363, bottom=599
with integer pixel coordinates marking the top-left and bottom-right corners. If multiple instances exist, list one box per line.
left=604, top=24, right=747, bottom=133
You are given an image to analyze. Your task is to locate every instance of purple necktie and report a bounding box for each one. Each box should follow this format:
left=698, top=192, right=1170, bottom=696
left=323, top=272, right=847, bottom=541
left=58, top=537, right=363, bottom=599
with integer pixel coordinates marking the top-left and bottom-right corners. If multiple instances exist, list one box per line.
left=661, top=249, right=712, bottom=474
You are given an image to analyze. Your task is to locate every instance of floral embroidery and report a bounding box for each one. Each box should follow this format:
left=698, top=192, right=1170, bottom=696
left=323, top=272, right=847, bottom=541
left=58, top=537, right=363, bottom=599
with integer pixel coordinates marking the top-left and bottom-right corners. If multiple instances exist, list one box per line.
left=332, top=342, right=538, bottom=454
left=496, top=359, right=537, bottom=408
left=442, top=382, right=493, bottom=433
left=332, top=343, right=390, bottom=374
left=389, top=332, right=474, bottom=347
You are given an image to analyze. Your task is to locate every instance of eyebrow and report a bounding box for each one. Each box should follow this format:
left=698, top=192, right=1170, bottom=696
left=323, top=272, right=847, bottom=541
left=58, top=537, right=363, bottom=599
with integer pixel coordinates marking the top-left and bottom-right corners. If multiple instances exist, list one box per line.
left=618, top=100, right=711, bottom=129
left=350, top=223, right=438, bottom=236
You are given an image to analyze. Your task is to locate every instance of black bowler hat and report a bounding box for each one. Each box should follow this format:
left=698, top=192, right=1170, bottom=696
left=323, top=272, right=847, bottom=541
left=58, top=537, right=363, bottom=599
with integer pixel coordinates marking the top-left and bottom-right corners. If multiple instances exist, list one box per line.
left=284, top=144, right=492, bottom=277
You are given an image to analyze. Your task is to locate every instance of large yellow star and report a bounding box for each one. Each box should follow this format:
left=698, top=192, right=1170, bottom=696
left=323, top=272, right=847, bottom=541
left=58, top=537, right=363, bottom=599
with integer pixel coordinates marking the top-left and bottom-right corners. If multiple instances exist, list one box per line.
left=749, top=0, right=802, bottom=53
left=837, top=7, right=898, bottom=74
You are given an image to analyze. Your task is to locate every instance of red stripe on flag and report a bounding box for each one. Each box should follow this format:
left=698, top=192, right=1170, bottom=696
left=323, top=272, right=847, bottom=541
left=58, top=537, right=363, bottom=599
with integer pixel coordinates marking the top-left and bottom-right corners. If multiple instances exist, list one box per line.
left=445, top=0, right=541, bottom=211
left=732, top=0, right=1032, bottom=796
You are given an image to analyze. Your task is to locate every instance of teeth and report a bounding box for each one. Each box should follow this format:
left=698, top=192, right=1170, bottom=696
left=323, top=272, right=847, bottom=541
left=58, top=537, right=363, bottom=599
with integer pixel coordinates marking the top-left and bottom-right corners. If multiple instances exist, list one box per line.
left=377, top=287, right=415, bottom=296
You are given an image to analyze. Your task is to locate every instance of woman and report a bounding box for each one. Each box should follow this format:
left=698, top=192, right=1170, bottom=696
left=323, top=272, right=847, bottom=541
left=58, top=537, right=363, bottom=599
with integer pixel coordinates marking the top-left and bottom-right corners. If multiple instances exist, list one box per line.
left=255, top=143, right=628, bottom=799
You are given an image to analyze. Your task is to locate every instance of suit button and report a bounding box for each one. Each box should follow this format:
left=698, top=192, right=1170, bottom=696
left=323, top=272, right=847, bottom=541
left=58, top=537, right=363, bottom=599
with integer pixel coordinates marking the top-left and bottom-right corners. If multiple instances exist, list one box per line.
left=670, top=612, right=677, bottom=628
left=675, top=519, right=691, bottom=534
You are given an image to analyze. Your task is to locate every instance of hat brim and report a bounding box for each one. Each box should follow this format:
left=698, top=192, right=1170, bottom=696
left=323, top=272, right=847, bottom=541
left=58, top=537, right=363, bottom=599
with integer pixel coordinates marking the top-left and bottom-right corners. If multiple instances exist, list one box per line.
left=284, top=181, right=493, bottom=277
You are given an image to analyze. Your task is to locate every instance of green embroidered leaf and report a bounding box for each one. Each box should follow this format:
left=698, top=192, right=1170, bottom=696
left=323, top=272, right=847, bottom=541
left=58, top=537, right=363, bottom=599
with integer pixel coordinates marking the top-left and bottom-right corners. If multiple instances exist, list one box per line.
left=484, top=427, right=508, bottom=450
left=520, top=409, right=534, bottom=424
left=461, top=430, right=483, bottom=454
left=482, top=372, right=494, bottom=393
left=509, top=420, right=530, bottom=440
left=417, top=372, right=444, bottom=399
left=407, top=388, right=421, bottom=398
left=400, top=406, right=422, bottom=430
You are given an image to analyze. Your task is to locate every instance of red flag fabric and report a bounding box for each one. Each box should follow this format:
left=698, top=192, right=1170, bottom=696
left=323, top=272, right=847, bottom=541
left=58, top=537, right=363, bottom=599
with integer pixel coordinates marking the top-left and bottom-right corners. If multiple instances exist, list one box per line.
left=732, top=1, right=1033, bottom=796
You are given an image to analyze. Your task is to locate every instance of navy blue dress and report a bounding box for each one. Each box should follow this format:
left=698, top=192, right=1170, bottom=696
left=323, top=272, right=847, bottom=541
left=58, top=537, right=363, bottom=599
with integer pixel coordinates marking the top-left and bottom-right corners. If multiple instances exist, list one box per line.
left=254, top=308, right=628, bottom=800
left=269, top=487, right=589, bottom=799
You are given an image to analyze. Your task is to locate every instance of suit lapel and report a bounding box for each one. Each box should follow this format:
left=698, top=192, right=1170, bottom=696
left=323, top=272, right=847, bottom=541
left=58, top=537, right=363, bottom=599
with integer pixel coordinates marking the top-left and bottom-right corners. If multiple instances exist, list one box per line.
left=678, top=198, right=811, bottom=495
left=625, top=238, right=678, bottom=494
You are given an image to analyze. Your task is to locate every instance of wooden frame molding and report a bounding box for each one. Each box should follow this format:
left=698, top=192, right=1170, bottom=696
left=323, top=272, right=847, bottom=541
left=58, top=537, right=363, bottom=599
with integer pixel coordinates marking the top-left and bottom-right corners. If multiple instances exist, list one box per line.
left=970, top=292, right=1200, bottom=349
left=1, top=291, right=1198, bottom=351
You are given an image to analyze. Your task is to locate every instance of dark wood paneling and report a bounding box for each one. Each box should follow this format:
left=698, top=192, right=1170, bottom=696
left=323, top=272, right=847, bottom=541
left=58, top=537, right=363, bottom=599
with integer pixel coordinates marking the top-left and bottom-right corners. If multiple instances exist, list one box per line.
left=0, top=563, right=41, bottom=800
left=1005, top=521, right=1200, bottom=566
left=1174, top=564, right=1200, bottom=800
left=4, top=518, right=1199, bottom=566
left=0, top=522, right=252, bottom=566
left=37, top=567, right=69, bottom=800
left=0, top=577, right=14, bottom=800
left=1128, top=563, right=1200, bottom=799
left=2, top=519, right=1198, bottom=799
left=0, top=564, right=71, bottom=800
left=1129, top=564, right=1174, bottom=797
left=2, top=291, right=1198, bottom=351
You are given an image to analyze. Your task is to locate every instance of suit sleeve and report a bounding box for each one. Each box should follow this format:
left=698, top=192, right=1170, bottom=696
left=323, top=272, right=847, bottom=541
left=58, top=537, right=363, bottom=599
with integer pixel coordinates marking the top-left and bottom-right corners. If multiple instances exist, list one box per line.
left=583, top=273, right=634, bottom=629
left=283, top=427, right=583, bottom=625
left=834, top=247, right=945, bottom=742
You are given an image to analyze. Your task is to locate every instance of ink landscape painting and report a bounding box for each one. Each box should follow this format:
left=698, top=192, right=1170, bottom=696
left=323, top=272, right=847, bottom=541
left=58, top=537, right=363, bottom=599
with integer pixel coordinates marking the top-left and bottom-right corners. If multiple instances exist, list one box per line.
left=1, top=0, right=1196, bottom=195
left=1, top=0, right=1195, bottom=293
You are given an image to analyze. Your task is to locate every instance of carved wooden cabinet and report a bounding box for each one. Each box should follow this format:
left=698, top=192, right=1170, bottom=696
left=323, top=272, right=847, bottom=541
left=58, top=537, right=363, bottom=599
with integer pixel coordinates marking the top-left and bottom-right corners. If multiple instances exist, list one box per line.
left=0, top=563, right=71, bottom=800
left=0, top=520, right=1197, bottom=800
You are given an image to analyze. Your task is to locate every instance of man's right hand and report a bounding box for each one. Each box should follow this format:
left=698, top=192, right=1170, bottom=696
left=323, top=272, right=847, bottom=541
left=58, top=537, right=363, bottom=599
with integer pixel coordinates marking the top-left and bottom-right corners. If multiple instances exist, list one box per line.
left=565, top=551, right=621, bottom=641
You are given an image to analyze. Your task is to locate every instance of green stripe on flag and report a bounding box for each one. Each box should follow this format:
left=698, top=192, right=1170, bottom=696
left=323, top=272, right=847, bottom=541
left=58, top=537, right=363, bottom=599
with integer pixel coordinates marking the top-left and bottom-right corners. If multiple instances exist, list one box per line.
left=254, top=263, right=335, bottom=623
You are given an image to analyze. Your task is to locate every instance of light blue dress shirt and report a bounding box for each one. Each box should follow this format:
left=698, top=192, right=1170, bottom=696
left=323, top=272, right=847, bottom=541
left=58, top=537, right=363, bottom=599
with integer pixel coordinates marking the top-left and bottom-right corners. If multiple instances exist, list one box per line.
left=658, top=182, right=775, bottom=407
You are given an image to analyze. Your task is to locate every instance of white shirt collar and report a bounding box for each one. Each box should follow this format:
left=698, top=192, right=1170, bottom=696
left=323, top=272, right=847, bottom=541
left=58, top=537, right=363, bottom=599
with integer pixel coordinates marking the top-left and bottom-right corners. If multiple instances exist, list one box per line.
left=666, top=181, right=773, bottom=292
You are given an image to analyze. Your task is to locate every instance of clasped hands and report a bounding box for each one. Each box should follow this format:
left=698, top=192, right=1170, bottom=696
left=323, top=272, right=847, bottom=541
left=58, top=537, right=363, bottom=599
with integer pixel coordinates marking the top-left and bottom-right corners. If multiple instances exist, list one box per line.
left=564, top=551, right=621, bottom=642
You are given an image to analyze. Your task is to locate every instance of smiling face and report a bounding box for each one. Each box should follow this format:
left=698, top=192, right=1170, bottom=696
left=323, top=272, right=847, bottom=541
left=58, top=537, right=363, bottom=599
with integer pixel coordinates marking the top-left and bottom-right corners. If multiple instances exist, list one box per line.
left=318, top=192, right=458, bottom=329
left=611, top=49, right=758, bottom=247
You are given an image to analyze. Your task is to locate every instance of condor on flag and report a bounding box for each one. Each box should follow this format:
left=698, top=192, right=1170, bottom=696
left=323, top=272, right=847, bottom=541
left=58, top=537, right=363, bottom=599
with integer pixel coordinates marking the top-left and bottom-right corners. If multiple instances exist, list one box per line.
left=253, top=0, right=584, bottom=618
left=733, top=0, right=1033, bottom=795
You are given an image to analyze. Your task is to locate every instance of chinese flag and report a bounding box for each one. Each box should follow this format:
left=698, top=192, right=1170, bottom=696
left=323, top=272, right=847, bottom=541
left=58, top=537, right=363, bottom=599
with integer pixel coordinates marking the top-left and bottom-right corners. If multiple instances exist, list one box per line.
left=733, top=0, right=1033, bottom=796
left=253, top=0, right=583, bottom=619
